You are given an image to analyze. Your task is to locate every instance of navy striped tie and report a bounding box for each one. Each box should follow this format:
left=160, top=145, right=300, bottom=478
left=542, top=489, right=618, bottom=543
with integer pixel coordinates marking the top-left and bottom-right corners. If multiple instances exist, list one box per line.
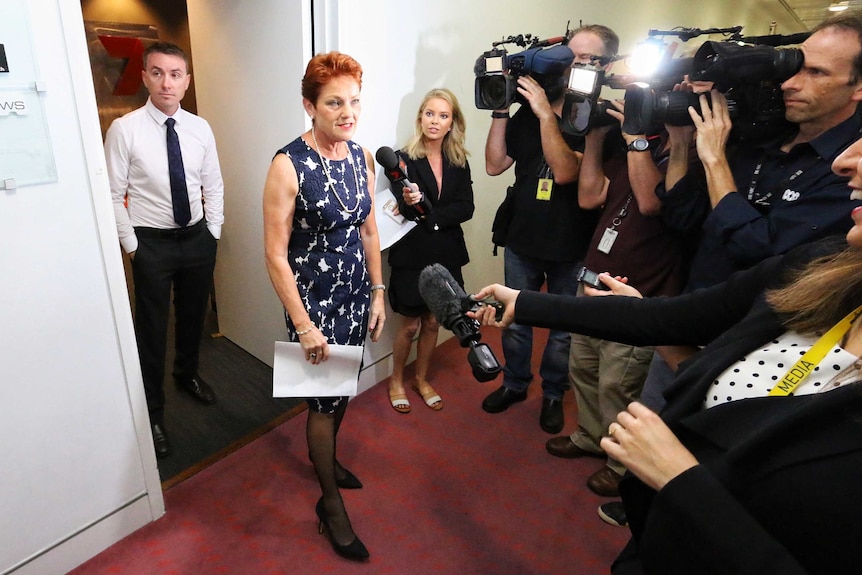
left=165, top=117, right=191, bottom=227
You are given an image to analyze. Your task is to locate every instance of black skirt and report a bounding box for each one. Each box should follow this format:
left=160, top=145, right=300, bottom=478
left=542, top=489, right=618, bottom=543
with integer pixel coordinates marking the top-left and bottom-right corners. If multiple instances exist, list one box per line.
left=389, top=265, right=464, bottom=317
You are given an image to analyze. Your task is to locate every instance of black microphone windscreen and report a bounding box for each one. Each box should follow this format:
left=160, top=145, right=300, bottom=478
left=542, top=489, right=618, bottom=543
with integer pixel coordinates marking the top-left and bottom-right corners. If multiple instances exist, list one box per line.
left=418, top=264, right=466, bottom=329
left=375, top=146, right=399, bottom=170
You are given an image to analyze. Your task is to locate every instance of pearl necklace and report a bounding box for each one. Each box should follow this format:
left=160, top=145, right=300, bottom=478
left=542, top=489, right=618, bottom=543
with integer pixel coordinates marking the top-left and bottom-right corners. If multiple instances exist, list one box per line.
left=311, top=127, right=362, bottom=214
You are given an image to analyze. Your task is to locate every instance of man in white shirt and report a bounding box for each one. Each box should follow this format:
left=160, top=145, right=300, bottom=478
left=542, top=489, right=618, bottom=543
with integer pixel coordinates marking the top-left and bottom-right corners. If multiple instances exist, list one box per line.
left=105, top=42, right=224, bottom=458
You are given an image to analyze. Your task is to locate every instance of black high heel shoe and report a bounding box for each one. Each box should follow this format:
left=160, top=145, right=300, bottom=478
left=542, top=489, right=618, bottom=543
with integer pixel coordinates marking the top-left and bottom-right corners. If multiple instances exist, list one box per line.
left=315, top=497, right=370, bottom=561
left=335, top=465, right=363, bottom=489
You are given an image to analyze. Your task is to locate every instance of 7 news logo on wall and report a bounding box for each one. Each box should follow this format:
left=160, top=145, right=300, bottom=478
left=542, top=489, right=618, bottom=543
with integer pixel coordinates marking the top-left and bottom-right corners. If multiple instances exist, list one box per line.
left=0, top=44, right=7, bottom=72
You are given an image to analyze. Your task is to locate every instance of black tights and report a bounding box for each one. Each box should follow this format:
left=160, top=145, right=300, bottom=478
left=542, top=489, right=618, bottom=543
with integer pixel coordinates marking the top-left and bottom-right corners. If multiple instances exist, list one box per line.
left=307, top=401, right=356, bottom=545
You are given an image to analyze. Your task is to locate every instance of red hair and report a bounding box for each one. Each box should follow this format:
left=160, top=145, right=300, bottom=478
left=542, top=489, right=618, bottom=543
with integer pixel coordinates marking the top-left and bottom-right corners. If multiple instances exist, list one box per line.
left=301, top=52, right=363, bottom=103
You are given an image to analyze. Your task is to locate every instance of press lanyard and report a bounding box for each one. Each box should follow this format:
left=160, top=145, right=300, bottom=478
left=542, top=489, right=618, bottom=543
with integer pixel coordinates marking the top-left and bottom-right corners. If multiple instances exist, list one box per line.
left=609, top=193, right=633, bottom=231
left=746, top=154, right=820, bottom=206
left=770, top=304, right=862, bottom=396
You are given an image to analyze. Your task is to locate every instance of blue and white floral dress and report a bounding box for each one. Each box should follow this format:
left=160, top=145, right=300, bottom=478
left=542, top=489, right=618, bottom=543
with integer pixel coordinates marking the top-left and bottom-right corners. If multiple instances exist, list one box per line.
left=276, top=136, right=371, bottom=413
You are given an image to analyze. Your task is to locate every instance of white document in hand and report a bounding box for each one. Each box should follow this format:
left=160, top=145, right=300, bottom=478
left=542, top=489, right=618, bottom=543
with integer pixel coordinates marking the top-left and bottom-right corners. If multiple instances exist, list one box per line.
left=375, top=187, right=416, bottom=251
left=273, top=341, right=364, bottom=398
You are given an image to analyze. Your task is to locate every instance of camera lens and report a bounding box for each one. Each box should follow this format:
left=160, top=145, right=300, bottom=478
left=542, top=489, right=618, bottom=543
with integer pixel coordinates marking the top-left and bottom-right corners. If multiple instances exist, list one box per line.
left=476, top=76, right=511, bottom=110
left=655, top=91, right=699, bottom=125
left=560, top=93, right=594, bottom=136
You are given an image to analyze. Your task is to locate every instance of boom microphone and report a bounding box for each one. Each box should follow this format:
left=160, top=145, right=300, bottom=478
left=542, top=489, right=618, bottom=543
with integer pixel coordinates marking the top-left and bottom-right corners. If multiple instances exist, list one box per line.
left=375, top=146, right=433, bottom=218
left=418, top=264, right=502, bottom=382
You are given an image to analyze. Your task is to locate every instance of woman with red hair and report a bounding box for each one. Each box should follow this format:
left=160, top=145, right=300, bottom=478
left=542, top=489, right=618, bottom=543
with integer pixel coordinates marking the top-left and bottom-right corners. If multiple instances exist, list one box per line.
left=263, top=52, right=385, bottom=562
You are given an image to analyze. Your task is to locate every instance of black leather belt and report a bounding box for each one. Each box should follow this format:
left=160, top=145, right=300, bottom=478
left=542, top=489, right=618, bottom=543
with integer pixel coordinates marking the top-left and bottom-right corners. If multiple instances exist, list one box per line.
left=135, top=219, right=206, bottom=239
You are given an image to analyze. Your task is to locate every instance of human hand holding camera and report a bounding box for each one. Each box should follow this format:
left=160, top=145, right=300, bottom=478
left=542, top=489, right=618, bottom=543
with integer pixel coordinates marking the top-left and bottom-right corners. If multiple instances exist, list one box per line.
left=688, top=89, right=732, bottom=166
left=605, top=98, right=625, bottom=125
left=516, top=75, right=555, bottom=122
left=598, top=98, right=624, bottom=137
left=584, top=103, right=617, bottom=148
left=665, top=82, right=696, bottom=145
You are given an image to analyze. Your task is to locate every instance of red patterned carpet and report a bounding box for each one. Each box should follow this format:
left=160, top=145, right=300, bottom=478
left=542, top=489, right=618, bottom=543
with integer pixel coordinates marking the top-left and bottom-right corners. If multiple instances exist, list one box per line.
left=70, top=327, right=629, bottom=574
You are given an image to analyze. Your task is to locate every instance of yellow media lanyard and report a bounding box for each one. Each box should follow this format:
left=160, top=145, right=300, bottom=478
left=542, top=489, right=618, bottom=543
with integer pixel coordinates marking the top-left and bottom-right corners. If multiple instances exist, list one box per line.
left=770, top=305, right=862, bottom=396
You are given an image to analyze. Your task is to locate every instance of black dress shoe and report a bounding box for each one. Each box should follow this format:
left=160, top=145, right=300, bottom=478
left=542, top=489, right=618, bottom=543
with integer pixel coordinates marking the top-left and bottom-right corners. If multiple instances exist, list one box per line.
left=151, top=423, right=171, bottom=459
left=176, top=376, right=216, bottom=404
left=540, top=398, right=564, bottom=433
left=482, top=386, right=527, bottom=413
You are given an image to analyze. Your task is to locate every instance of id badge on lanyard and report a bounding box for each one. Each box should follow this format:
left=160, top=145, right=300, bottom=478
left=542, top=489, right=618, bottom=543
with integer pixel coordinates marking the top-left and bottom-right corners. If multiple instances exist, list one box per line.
left=536, top=162, right=553, bottom=201
left=598, top=194, right=633, bottom=254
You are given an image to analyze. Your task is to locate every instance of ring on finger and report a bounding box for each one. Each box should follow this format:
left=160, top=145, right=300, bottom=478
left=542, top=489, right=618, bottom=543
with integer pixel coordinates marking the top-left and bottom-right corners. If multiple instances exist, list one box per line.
left=609, top=423, right=620, bottom=437
left=310, top=352, right=317, bottom=358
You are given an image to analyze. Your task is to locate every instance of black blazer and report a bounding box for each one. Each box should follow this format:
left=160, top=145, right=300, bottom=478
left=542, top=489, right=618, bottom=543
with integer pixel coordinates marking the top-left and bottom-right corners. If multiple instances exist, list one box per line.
left=516, top=237, right=862, bottom=575
left=387, top=151, right=474, bottom=270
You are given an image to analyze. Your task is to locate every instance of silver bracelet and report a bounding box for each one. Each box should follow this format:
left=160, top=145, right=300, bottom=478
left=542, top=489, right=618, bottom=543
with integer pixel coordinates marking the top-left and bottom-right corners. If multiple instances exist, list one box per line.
left=370, top=284, right=386, bottom=292
left=295, top=326, right=314, bottom=336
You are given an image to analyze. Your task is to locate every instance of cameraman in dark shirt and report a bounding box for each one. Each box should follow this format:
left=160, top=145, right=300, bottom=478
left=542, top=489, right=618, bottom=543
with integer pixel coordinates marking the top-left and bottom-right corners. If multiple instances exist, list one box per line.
left=481, top=24, right=617, bottom=434
left=644, top=11, right=862, bottom=414
left=661, top=12, right=862, bottom=292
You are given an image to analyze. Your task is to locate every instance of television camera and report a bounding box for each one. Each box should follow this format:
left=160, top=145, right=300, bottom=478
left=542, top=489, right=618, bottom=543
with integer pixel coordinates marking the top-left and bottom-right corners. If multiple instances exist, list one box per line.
left=474, top=31, right=575, bottom=110
left=561, top=26, right=808, bottom=142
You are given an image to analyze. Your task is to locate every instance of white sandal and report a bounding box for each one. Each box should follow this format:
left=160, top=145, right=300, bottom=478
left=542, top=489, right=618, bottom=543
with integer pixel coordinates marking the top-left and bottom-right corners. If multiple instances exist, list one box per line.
left=413, top=385, right=443, bottom=411
left=388, top=389, right=411, bottom=413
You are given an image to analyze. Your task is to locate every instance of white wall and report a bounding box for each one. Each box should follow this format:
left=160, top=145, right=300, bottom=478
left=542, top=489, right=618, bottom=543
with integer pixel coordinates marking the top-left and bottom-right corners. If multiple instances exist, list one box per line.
left=0, top=1, right=163, bottom=574
left=187, top=0, right=314, bottom=365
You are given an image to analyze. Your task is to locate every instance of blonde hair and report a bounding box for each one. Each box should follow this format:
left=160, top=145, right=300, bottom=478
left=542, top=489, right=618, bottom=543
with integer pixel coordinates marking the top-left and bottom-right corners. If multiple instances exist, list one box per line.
left=403, top=88, right=469, bottom=168
left=767, top=245, right=862, bottom=335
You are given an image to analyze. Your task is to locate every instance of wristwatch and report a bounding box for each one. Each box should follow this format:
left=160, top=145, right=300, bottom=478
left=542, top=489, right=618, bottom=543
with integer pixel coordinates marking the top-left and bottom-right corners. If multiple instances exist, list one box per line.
left=627, top=138, right=649, bottom=152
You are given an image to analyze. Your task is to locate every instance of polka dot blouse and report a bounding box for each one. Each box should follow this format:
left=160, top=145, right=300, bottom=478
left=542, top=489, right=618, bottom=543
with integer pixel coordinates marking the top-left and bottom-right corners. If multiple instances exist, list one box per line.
left=704, top=330, right=862, bottom=409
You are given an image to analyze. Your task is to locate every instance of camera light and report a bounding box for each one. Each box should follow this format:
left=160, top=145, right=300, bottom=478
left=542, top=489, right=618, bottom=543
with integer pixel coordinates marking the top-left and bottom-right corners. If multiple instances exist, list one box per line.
left=568, top=66, right=600, bottom=96
left=629, top=39, right=666, bottom=77
left=485, top=55, right=504, bottom=73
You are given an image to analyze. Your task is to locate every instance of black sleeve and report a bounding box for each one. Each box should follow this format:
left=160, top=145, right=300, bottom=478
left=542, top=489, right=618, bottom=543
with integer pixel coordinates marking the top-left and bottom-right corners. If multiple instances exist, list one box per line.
left=656, top=168, right=711, bottom=233
left=513, top=247, right=813, bottom=347
left=635, top=466, right=810, bottom=575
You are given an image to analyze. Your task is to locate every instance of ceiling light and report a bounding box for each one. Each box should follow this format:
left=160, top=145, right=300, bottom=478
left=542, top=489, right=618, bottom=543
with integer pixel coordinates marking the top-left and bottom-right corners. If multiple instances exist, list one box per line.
left=829, top=1, right=849, bottom=12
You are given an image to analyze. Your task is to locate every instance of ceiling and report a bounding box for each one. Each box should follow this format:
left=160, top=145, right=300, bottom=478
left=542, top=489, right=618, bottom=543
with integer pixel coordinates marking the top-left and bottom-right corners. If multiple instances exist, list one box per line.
left=782, top=0, right=862, bottom=29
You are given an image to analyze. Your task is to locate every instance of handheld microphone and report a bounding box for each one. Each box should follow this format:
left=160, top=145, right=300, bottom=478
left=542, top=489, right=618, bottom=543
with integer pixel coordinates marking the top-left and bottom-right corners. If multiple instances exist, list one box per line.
left=418, top=264, right=502, bottom=382
left=418, top=263, right=469, bottom=334
left=375, top=146, right=433, bottom=217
